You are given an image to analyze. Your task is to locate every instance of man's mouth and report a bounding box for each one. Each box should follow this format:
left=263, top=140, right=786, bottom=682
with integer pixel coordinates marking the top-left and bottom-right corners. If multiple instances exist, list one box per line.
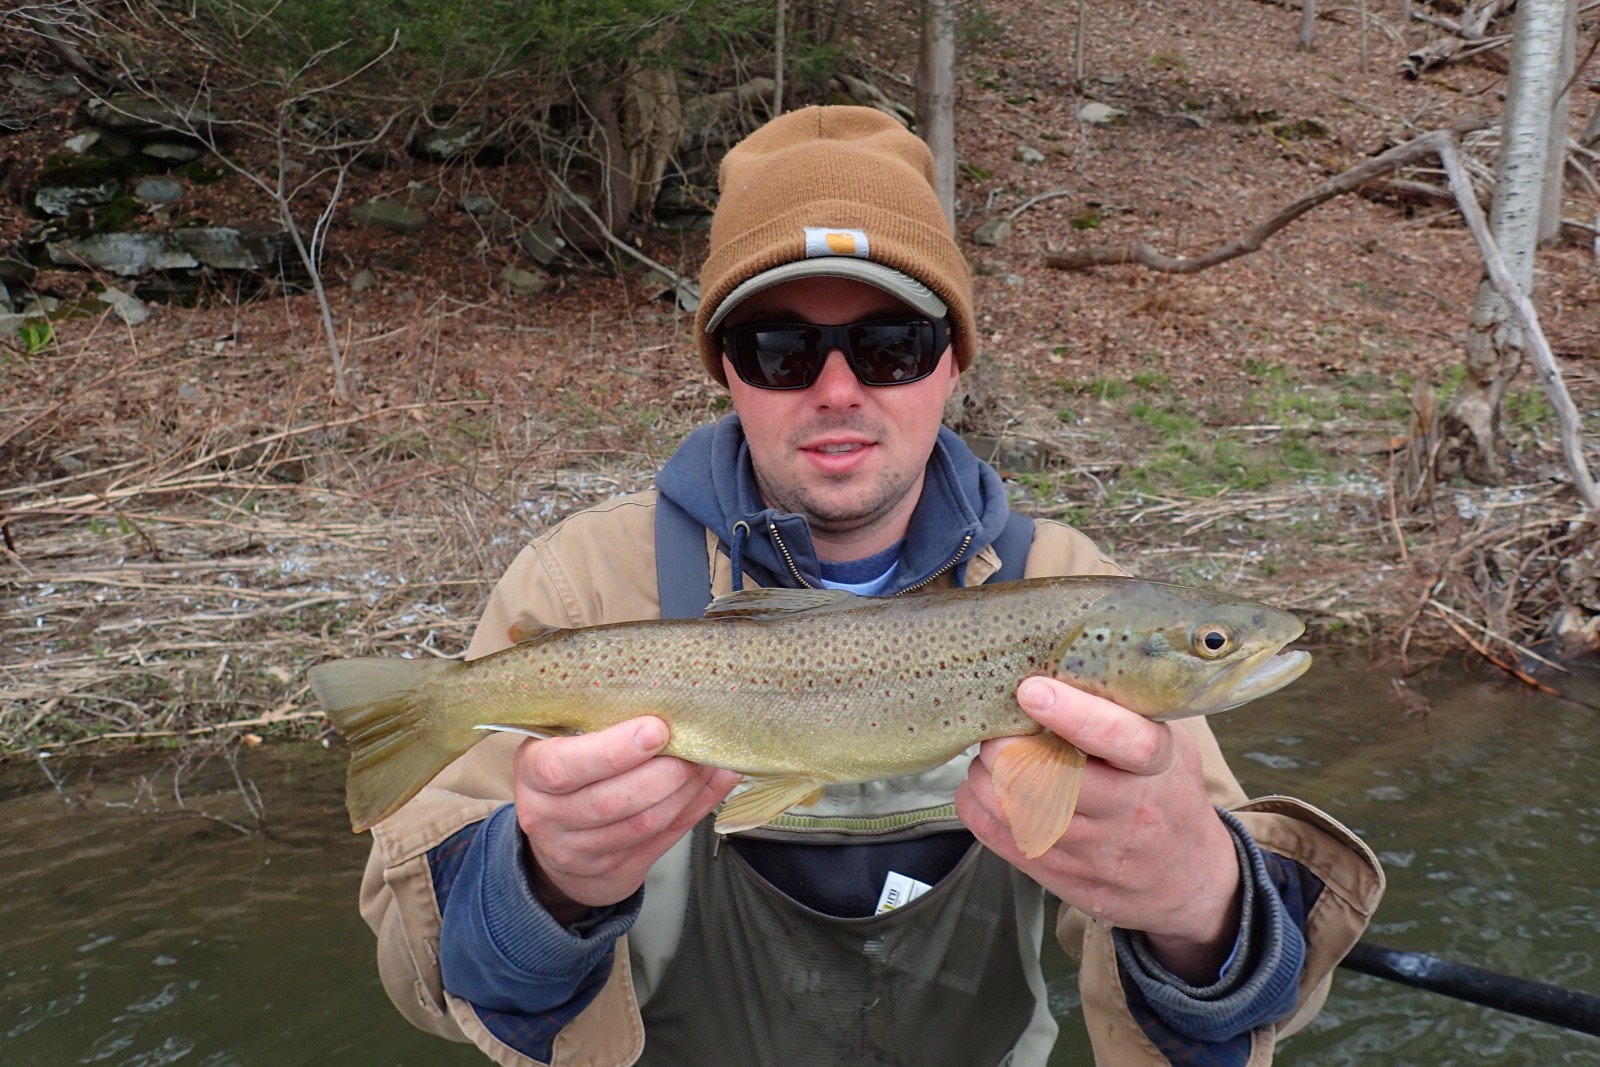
left=812, top=442, right=867, bottom=455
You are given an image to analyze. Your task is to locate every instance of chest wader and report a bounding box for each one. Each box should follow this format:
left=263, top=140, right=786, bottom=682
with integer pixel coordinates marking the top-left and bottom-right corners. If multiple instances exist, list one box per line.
left=644, top=499, right=1040, bottom=1066
left=636, top=820, right=1035, bottom=1067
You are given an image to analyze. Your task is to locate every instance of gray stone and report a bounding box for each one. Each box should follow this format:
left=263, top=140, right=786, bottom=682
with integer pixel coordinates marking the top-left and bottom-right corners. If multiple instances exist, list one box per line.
left=35, top=180, right=120, bottom=215
left=1014, top=145, right=1046, bottom=165
left=405, top=181, right=441, bottom=207
left=97, top=285, right=150, bottom=326
left=349, top=198, right=429, bottom=234
left=459, top=194, right=498, bottom=217
left=1077, top=102, right=1126, bottom=126
left=48, top=233, right=197, bottom=276
left=0, top=313, right=27, bottom=337
left=64, top=131, right=100, bottom=154
left=172, top=227, right=285, bottom=271
left=972, top=217, right=1013, bottom=247
left=349, top=268, right=376, bottom=292
left=0, top=256, right=35, bottom=286
left=134, top=177, right=185, bottom=203
left=499, top=266, right=547, bottom=298
left=962, top=433, right=1051, bottom=473
left=87, top=95, right=220, bottom=138
left=414, top=124, right=484, bottom=159
left=517, top=221, right=566, bottom=266
left=142, top=141, right=203, bottom=162
left=1174, top=112, right=1207, bottom=130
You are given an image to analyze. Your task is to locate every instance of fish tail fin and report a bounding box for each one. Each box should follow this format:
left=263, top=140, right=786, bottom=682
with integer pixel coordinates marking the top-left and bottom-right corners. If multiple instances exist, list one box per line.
left=991, top=732, right=1088, bottom=859
left=307, top=657, right=470, bottom=833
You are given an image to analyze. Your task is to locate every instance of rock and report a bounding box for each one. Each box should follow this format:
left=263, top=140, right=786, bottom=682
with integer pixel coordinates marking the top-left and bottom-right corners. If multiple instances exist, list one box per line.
left=1077, top=102, right=1126, bottom=126
left=173, top=227, right=287, bottom=271
left=517, top=221, right=566, bottom=266
left=642, top=269, right=700, bottom=313
left=1014, top=145, right=1046, bottom=165
left=134, top=177, right=185, bottom=203
left=499, top=266, right=547, bottom=298
left=0, top=312, right=27, bottom=337
left=0, top=256, right=36, bottom=287
left=0, top=280, right=9, bottom=310
left=349, top=268, right=376, bottom=292
left=413, top=124, right=484, bottom=159
left=64, top=131, right=100, bottom=154
left=35, top=179, right=121, bottom=215
left=961, top=433, right=1052, bottom=473
left=1174, top=113, right=1207, bottom=130
left=405, top=181, right=441, bottom=206
left=349, top=198, right=429, bottom=234
left=972, top=217, right=1013, bottom=247
left=48, top=233, right=198, bottom=276
left=459, top=194, right=498, bottom=217
left=142, top=142, right=204, bottom=163
left=86, top=95, right=220, bottom=139
left=97, top=285, right=150, bottom=326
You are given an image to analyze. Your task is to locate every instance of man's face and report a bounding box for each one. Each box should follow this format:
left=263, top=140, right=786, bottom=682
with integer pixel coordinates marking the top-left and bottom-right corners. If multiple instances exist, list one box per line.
left=720, top=275, right=959, bottom=560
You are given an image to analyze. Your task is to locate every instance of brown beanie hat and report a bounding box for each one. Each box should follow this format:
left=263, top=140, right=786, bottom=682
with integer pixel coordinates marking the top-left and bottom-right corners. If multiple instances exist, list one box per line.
left=695, top=106, right=974, bottom=385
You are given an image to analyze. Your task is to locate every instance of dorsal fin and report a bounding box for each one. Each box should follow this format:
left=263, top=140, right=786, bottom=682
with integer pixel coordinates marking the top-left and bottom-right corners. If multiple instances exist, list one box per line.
left=702, top=587, right=869, bottom=620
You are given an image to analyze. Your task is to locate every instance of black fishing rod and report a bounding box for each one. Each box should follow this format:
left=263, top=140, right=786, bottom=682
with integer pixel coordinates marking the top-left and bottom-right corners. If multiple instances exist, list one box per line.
left=1339, top=940, right=1600, bottom=1037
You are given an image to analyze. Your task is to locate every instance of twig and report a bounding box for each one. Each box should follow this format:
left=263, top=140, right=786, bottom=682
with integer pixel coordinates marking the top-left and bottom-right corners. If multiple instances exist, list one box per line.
left=1008, top=188, right=1075, bottom=222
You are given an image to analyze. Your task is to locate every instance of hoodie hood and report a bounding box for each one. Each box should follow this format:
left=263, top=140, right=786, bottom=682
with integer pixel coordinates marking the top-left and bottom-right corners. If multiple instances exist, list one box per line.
left=655, top=413, right=1011, bottom=593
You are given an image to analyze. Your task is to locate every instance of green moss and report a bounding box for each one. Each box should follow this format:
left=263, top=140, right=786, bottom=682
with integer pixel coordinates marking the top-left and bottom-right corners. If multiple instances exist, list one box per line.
left=38, top=153, right=131, bottom=186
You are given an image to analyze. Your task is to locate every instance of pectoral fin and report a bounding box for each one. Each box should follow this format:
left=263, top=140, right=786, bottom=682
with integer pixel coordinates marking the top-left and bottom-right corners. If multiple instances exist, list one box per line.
left=714, top=777, right=827, bottom=834
left=990, top=732, right=1087, bottom=859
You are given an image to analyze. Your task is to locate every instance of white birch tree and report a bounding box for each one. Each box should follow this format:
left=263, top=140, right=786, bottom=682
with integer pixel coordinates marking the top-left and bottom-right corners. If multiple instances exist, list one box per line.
left=1435, top=0, right=1571, bottom=484
left=916, top=0, right=957, bottom=231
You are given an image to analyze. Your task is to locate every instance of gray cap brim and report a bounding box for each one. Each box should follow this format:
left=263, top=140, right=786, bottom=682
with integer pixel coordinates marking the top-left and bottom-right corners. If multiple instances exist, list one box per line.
left=704, top=259, right=948, bottom=333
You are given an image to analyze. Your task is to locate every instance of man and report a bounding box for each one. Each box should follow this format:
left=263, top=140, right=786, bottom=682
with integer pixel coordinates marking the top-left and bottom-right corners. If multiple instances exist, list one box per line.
left=359, top=105, right=1383, bottom=1066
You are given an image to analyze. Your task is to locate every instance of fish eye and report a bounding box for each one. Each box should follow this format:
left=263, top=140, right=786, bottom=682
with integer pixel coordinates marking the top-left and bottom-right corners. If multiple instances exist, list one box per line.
left=1191, top=624, right=1236, bottom=659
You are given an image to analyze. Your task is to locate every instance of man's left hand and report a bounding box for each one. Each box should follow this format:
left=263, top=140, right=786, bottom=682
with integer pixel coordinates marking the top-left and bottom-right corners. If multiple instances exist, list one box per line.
left=955, top=676, right=1243, bottom=985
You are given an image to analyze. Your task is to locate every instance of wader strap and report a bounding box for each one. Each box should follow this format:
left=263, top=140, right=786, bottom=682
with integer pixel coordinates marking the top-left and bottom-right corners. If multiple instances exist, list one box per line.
left=655, top=494, right=715, bottom=620
left=655, top=495, right=1036, bottom=617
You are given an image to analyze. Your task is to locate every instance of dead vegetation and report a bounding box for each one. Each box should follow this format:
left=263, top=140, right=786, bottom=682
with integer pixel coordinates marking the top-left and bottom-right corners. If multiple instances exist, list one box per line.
left=4, top=0, right=1600, bottom=759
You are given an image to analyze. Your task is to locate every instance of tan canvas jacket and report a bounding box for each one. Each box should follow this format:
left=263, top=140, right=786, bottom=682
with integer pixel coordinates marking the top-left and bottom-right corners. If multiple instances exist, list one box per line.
left=358, top=491, right=1384, bottom=1066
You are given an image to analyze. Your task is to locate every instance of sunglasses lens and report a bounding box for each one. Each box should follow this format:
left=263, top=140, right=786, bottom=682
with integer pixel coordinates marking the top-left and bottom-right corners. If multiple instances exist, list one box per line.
left=729, top=325, right=823, bottom=389
left=850, top=321, right=938, bottom=384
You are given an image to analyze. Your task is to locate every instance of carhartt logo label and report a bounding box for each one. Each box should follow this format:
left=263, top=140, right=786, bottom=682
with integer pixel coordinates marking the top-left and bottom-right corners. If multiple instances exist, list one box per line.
left=804, top=227, right=870, bottom=259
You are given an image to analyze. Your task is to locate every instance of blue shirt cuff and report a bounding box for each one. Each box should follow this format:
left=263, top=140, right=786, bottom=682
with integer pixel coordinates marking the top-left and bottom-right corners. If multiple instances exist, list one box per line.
left=439, top=803, right=642, bottom=1009
left=1111, top=807, right=1306, bottom=1042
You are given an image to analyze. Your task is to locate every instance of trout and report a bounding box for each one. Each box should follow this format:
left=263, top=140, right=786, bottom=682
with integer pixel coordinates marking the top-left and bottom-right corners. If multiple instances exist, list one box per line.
left=308, top=576, right=1310, bottom=857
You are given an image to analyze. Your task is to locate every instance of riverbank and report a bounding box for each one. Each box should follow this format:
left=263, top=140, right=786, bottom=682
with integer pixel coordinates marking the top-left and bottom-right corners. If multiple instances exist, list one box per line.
left=4, top=0, right=1599, bottom=753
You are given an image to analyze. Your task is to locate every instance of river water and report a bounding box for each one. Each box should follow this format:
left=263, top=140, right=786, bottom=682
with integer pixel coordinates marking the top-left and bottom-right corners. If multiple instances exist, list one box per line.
left=2, top=659, right=1598, bottom=1066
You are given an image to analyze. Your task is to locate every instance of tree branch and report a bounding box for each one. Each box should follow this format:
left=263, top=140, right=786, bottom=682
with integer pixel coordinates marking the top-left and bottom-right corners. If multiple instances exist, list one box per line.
left=1045, top=118, right=1491, bottom=274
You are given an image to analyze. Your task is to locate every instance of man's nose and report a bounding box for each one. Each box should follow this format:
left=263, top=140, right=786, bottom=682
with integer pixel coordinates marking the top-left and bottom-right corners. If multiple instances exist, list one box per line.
left=808, top=348, right=863, bottom=404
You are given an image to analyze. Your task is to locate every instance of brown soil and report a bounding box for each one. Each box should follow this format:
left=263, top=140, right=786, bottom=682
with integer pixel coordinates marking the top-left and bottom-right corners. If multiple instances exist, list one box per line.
left=3, top=0, right=1599, bottom=750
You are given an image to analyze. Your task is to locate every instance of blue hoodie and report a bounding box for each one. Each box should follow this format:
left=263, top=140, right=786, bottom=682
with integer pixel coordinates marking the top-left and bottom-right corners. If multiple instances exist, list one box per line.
left=426, top=415, right=1308, bottom=1063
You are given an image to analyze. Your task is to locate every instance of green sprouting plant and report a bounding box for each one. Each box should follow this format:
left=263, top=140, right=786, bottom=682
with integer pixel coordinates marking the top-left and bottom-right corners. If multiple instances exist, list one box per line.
left=20, top=319, right=53, bottom=355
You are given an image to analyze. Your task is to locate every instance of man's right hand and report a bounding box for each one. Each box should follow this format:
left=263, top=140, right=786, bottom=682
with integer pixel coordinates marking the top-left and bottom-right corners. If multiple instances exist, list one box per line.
left=512, top=716, right=741, bottom=925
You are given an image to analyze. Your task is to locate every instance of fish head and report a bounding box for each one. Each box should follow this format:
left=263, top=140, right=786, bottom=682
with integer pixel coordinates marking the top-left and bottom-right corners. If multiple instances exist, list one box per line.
left=1050, top=582, right=1311, bottom=719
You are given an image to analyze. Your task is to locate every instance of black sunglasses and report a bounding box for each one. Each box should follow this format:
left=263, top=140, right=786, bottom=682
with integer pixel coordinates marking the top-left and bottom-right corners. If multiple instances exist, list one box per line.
left=720, top=317, right=950, bottom=391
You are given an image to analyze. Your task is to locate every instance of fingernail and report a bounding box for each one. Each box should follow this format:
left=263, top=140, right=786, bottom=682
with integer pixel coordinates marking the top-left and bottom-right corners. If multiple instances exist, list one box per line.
left=634, top=720, right=666, bottom=751
left=1019, top=679, right=1056, bottom=711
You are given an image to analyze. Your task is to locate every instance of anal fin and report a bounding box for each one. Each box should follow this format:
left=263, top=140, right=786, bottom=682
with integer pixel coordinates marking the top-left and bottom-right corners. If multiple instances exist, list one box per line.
left=714, top=777, right=826, bottom=834
left=990, top=731, right=1088, bottom=859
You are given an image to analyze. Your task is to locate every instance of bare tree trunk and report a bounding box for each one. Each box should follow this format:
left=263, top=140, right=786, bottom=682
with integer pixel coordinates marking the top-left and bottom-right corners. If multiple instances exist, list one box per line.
left=773, top=0, right=786, bottom=117
left=1436, top=0, right=1569, bottom=484
left=1074, top=0, right=1087, bottom=86
left=1300, top=0, right=1318, bottom=50
left=916, top=0, right=957, bottom=231
left=1538, top=0, right=1577, bottom=245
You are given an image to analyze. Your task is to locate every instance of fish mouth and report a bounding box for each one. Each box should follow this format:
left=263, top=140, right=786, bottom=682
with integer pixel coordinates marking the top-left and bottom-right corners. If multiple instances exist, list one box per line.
left=1184, top=645, right=1312, bottom=717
